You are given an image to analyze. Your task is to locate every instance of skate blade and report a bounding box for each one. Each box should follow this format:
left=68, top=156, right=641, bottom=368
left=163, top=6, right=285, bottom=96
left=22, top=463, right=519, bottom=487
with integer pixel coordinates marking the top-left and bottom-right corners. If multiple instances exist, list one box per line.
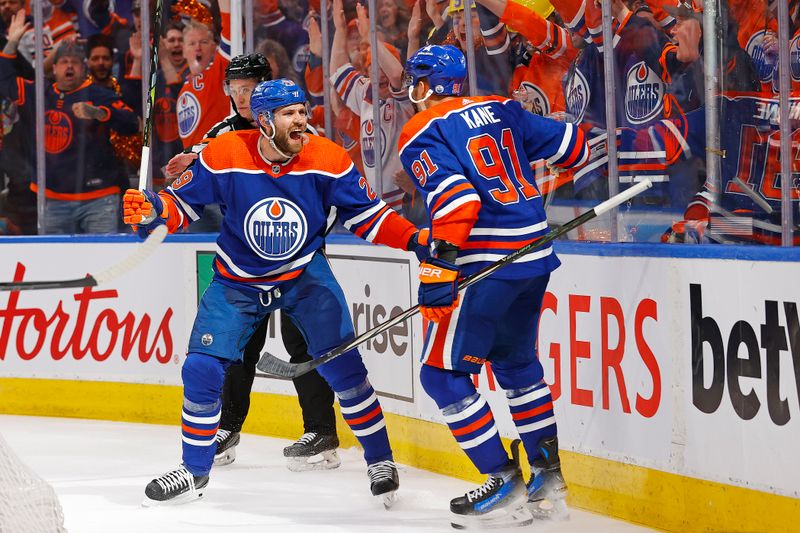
left=141, top=490, right=204, bottom=508
left=529, top=498, right=569, bottom=521
left=450, top=504, right=533, bottom=530
left=213, top=447, right=236, bottom=467
left=378, top=490, right=398, bottom=510
left=286, top=450, right=341, bottom=472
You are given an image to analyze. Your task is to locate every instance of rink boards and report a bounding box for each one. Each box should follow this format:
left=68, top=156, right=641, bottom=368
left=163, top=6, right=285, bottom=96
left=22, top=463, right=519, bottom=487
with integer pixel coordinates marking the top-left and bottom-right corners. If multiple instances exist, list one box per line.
left=1, top=234, right=799, bottom=532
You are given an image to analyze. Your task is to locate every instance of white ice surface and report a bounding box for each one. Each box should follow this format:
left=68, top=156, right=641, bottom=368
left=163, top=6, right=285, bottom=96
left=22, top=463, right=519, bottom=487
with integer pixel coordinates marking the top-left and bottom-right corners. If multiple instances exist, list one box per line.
left=1, top=415, right=653, bottom=532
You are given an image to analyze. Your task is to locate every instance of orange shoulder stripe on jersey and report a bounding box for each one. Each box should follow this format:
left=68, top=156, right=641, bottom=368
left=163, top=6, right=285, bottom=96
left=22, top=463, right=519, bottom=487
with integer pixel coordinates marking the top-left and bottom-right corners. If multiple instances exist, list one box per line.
left=398, top=96, right=510, bottom=155
left=431, top=200, right=481, bottom=248
left=431, top=182, right=476, bottom=215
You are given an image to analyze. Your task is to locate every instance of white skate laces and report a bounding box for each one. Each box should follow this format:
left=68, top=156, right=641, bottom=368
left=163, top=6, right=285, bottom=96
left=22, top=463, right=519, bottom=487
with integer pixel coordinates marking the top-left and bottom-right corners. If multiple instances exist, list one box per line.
left=466, top=476, right=501, bottom=502
left=155, top=468, right=196, bottom=494
left=367, top=460, right=396, bottom=484
left=215, top=429, right=231, bottom=444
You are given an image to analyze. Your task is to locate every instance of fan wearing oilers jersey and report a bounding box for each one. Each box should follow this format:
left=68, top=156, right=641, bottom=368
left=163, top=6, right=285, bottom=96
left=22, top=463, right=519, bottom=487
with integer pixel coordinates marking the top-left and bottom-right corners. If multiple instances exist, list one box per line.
left=330, top=0, right=415, bottom=212
left=123, top=79, right=428, bottom=508
left=398, top=45, right=589, bottom=529
left=165, top=53, right=343, bottom=473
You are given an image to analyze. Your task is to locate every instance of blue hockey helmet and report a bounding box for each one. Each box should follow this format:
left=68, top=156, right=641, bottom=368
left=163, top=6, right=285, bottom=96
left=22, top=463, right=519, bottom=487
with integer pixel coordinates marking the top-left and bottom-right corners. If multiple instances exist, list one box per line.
left=250, top=79, right=307, bottom=122
left=403, top=45, right=466, bottom=97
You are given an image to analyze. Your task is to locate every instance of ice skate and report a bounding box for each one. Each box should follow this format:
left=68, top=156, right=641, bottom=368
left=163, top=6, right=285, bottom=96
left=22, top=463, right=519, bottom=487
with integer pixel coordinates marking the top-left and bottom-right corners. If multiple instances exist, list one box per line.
left=142, top=466, right=208, bottom=507
left=527, top=436, right=569, bottom=521
left=213, top=429, right=240, bottom=466
left=367, top=459, right=399, bottom=509
left=283, top=432, right=341, bottom=472
left=449, top=440, right=532, bottom=529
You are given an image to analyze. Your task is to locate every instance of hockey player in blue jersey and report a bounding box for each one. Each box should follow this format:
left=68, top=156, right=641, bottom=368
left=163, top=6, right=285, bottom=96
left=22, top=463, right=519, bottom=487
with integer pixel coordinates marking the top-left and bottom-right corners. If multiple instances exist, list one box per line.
left=398, top=45, right=589, bottom=529
left=124, top=79, right=427, bottom=508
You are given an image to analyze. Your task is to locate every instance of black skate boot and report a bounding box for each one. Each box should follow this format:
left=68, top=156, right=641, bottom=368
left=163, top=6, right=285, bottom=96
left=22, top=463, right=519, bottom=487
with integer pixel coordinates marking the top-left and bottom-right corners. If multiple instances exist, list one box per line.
left=142, top=466, right=209, bottom=507
left=367, top=460, right=399, bottom=509
left=527, top=436, right=568, bottom=520
left=213, top=429, right=240, bottom=466
left=283, top=432, right=341, bottom=472
left=449, top=440, right=532, bottom=529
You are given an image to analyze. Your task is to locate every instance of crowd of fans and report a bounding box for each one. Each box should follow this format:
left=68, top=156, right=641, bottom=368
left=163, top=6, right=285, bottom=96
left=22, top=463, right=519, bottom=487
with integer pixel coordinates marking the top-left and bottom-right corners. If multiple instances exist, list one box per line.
left=0, top=0, right=797, bottom=244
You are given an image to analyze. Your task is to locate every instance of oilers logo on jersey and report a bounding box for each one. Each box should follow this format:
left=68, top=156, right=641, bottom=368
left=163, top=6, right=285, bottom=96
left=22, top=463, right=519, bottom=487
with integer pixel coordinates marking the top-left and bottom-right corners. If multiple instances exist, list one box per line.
left=791, top=34, right=800, bottom=81
left=177, top=92, right=202, bottom=138
left=360, top=119, right=387, bottom=169
left=625, top=62, right=665, bottom=125
left=746, top=30, right=776, bottom=83
left=565, top=68, right=589, bottom=124
left=517, top=81, right=550, bottom=116
left=244, top=198, right=308, bottom=260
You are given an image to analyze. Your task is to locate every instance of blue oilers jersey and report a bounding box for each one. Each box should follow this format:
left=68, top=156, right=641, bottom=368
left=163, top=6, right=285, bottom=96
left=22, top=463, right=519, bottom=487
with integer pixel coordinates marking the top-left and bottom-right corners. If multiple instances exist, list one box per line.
left=683, top=92, right=800, bottom=244
left=163, top=130, right=416, bottom=291
left=398, top=95, right=589, bottom=279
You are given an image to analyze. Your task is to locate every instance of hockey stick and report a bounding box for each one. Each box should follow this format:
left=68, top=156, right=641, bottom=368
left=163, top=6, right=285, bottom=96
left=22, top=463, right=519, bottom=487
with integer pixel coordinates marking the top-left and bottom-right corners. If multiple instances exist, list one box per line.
left=0, top=225, right=168, bottom=291
left=256, top=179, right=654, bottom=378
left=138, top=0, right=165, bottom=190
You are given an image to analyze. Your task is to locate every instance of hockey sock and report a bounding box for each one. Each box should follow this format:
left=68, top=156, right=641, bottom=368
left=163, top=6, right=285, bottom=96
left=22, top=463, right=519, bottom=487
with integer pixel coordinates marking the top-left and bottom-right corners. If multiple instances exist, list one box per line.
left=420, top=365, right=509, bottom=474
left=337, top=379, right=392, bottom=464
left=491, top=359, right=557, bottom=465
left=505, top=381, right=557, bottom=464
left=181, top=353, right=230, bottom=476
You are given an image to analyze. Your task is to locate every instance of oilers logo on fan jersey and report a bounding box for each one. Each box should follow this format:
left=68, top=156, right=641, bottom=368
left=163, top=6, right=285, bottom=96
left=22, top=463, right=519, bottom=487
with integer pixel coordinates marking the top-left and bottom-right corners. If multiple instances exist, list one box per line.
left=625, top=62, right=665, bottom=125
left=177, top=91, right=201, bottom=138
left=245, top=198, right=307, bottom=260
left=361, top=119, right=388, bottom=169
left=565, top=67, right=589, bottom=124
left=746, top=30, right=776, bottom=83
left=517, top=81, right=550, bottom=117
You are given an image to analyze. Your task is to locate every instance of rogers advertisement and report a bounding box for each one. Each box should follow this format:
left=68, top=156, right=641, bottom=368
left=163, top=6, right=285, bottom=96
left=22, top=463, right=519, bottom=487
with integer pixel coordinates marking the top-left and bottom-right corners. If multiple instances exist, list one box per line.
left=1, top=239, right=798, bottom=498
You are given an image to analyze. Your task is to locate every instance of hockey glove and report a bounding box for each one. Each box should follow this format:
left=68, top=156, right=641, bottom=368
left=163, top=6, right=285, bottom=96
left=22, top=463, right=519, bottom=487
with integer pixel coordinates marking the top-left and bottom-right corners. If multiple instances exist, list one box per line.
left=123, top=188, right=165, bottom=238
left=418, top=257, right=460, bottom=323
left=406, top=228, right=431, bottom=262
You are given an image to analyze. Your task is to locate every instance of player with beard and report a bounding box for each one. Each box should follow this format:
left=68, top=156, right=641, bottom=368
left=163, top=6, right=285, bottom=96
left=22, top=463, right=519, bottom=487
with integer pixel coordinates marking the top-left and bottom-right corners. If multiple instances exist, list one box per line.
left=165, top=53, right=343, bottom=472
left=125, top=79, right=429, bottom=508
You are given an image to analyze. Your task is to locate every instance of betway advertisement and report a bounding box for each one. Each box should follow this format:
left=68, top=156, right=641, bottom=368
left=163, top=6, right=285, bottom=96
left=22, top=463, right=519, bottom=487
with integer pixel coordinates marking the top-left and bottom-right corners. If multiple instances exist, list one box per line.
left=1, top=239, right=798, bottom=498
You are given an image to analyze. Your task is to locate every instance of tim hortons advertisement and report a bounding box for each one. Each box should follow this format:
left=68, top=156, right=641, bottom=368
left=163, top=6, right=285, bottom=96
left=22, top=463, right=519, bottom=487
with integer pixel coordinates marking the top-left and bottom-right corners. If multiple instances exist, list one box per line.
left=0, top=242, right=197, bottom=385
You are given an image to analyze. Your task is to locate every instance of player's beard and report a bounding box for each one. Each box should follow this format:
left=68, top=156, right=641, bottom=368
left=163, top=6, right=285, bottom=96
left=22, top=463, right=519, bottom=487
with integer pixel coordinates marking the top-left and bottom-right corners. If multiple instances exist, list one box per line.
left=272, top=127, right=305, bottom=156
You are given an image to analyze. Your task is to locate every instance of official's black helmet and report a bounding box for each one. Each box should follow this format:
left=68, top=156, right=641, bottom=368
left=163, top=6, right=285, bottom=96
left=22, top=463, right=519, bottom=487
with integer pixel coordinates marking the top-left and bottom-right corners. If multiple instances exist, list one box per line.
left=225, top=53, right=272, bottom=83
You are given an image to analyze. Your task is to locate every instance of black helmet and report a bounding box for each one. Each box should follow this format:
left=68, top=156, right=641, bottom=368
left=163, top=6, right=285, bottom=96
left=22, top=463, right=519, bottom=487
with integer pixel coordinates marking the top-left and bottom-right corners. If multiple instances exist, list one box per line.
left=225, top=53, right=272, bottom=83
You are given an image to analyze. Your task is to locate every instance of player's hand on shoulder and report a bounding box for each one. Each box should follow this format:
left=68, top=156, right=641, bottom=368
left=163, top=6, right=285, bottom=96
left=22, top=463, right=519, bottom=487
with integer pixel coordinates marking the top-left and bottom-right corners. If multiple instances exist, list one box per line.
left=418, top=255, right=460, bottom=322
left=123, top=189, right=165, bottom=238
left=166, top=152, right=199, bottom=178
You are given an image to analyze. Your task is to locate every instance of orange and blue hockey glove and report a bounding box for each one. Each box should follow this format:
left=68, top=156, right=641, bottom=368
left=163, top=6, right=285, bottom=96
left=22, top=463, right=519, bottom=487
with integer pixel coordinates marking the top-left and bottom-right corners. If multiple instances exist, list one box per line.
left=123, top=188, right=165, bottom=238
left=418, top=257, right=460, bottom=322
